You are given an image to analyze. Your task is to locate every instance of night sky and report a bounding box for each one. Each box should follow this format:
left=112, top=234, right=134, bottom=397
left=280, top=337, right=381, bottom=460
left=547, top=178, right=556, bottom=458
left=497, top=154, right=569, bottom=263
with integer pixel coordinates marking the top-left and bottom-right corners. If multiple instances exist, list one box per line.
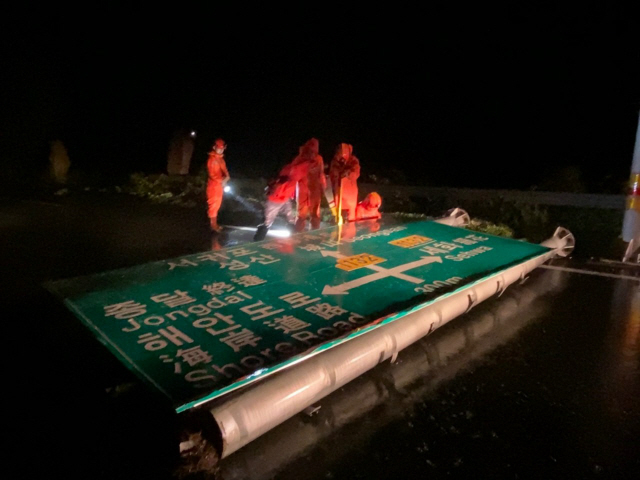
left=2, top=4, right=639, bottom=191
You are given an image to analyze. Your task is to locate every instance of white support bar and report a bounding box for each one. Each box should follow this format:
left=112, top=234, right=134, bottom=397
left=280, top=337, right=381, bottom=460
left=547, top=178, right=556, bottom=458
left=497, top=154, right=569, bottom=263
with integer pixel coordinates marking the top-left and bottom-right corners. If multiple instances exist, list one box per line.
left=187, top=213, right=574, bottom=459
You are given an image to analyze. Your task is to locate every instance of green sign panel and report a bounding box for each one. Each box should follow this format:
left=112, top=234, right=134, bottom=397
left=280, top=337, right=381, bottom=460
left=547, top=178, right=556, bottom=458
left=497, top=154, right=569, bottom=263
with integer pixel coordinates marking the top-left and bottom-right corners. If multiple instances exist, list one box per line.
left=47, top=218, right=551, bottom=413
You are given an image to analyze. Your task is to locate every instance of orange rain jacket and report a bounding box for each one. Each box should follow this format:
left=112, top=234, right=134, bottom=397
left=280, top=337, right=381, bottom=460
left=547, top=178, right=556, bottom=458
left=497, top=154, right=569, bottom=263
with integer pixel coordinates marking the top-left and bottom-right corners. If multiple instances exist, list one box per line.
left=295, top=138, right=326, bottom=228
left=267, top=158, right=310, bottom=204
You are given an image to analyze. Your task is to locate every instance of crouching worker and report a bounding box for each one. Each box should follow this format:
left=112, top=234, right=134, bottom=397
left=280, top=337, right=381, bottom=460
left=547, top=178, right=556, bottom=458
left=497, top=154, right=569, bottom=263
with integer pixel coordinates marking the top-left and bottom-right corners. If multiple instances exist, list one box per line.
left=356, top=192, right=382, bottom=220
left=254, top=159, right=310, bottom=241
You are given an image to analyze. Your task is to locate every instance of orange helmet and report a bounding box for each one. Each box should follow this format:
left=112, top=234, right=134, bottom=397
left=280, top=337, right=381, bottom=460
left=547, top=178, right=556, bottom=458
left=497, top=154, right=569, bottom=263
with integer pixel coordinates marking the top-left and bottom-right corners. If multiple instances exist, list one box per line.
left=212, top=138, right=226, bottom=154
left=337, top=143, right=352, bottom=159
left=305, top=137, right=319, bottom=155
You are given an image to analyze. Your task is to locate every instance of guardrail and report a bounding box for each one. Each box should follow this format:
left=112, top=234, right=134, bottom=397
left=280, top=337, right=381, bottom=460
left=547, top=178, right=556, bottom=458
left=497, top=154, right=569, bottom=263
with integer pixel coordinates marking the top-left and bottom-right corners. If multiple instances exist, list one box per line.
left=232, top=178, right=626, bottom=210
left=356, top=184, right=625, bottom=210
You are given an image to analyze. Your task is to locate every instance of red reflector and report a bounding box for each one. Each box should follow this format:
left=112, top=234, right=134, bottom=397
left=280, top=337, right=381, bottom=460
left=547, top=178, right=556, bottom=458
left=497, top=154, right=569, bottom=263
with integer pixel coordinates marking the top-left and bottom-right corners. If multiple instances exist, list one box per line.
left=629, top=173, right=640, bottom=197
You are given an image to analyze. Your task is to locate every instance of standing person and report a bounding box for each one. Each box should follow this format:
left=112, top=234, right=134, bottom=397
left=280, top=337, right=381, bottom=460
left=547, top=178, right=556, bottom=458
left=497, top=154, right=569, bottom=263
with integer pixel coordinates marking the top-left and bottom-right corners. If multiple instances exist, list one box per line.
left=329, top=143, right=360, bottom=222
left=254, top=156, right=311, bottom=241
left=48, top=139, right=71, bottom=184
left=206, top=138, right=230, bottom=232
left=295, top=138, right=326, bottom=231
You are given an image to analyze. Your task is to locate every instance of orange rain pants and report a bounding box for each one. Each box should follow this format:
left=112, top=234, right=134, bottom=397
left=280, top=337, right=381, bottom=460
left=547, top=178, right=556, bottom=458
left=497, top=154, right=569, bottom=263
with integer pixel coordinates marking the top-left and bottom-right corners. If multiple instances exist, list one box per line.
left=329, top=143, right=360, bottom=221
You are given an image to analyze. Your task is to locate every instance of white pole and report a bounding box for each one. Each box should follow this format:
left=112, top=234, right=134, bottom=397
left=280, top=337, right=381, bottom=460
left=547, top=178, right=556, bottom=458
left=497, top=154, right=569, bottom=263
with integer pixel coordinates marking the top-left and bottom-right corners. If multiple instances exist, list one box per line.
left=187, top=220, right=574, bottom=459
left=622, top=110, right=640, bottom=261
left=218, top=267, right=567, bottom=479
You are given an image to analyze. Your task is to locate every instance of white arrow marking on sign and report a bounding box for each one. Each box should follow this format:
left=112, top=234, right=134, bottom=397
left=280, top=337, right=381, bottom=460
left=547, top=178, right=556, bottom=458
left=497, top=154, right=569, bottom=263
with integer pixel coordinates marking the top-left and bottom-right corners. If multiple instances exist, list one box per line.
left=322, top=256, right=443, bottom=295
left=320, top=249, right=424, bottom=283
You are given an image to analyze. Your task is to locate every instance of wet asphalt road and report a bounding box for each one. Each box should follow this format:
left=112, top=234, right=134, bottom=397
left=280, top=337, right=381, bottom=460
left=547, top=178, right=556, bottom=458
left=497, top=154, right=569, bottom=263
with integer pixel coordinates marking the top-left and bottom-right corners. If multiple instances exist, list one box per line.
left=2, top=191, right=638, bottom=480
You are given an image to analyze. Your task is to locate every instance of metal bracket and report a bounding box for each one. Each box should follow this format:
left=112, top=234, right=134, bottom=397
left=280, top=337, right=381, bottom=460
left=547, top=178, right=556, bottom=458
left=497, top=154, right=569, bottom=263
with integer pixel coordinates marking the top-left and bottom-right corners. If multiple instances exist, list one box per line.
left=464, top=291, right=478, bottom=313
left=623, top=238, right=640, bottom=263
left=390, top=351, right=399, bottom=364
left=496, top=274, right=507, bottom=297
left=303, top=405, right=321, bottom=417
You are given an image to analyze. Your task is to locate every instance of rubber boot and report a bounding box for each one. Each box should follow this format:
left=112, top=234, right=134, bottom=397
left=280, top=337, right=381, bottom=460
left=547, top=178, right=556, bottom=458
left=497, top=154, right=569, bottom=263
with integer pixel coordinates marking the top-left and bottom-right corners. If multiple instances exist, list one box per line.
left=253, top=224, right=269, bottom=241
left=295, top=218, right=307, bottom=232
left=210, top=233, right=222, bottom=250
left=210, top=217, right=221, bottom=232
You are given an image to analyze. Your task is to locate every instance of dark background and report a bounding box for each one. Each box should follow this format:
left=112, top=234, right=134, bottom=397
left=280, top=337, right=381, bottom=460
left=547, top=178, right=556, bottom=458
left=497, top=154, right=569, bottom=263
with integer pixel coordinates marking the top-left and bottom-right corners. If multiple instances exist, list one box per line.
left=1, top=4, right=639, bottom=191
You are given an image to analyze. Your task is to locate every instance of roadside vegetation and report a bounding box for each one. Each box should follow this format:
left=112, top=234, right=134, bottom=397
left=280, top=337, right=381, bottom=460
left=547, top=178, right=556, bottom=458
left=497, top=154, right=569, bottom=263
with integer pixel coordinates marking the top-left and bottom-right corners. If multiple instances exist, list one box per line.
left=32, top=167, right=625, bottom=258
left=119, top=172, right=520, bottom=236
left=116, top=172, right=572, bottom=243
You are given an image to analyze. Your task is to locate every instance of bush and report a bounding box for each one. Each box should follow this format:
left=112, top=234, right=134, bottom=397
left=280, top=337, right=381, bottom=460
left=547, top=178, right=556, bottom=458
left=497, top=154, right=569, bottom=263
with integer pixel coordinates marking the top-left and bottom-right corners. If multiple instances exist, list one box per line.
left=458, top=198, right=550, bottom=242
left=116, top=174, right=622, bottom=255
left=123, top=172, right=206, bottom=207
left=379, top=190, right=546, bottom=240
left=466, top=219, right=515, bottom=238
left=387, top=212, right=514, bottom=238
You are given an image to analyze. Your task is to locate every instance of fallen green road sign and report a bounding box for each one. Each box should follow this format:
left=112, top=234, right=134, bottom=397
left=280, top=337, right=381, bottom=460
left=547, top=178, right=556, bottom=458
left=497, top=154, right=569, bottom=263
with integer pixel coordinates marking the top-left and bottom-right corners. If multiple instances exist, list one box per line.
left=46, top=218, right=551, bottom=412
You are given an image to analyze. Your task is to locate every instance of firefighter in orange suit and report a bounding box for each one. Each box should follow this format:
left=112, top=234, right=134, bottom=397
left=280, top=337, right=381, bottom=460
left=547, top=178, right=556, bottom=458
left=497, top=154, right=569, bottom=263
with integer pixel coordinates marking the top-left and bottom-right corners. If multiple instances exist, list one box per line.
left=295, top=138, right=326, bottom=231
left=254, top=157, right=311, bottom=241
left=329, top=143, right=360, bottom=222
left=206, top=138, right=230, bottom=232
left=356, top=191, right=382, bottom=220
